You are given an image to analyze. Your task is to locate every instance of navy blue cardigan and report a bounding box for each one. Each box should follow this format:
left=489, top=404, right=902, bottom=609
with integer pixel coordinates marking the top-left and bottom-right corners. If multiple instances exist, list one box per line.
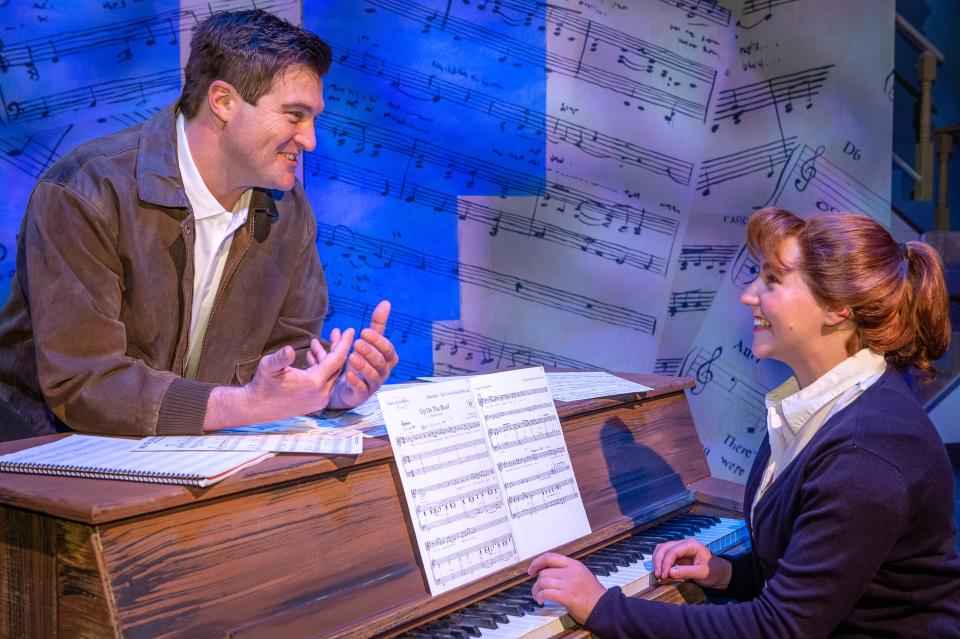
left=584, top=368, right=960, bottom=638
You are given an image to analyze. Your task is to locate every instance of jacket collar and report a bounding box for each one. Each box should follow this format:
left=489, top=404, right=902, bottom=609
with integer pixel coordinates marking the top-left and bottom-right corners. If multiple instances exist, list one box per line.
left=137, top=104, right=190, bottom=209
left=135, top=103, right=282, bottom=222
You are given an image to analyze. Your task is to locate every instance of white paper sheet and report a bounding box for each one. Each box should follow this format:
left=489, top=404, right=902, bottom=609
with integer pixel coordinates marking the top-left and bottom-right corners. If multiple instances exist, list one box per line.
left=380, top=366, right=590, bottom=594
left=133, top=430, right=363, bottom=455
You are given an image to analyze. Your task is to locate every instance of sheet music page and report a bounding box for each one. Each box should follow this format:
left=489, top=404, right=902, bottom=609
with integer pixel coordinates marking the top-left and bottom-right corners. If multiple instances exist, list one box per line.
left=381, top=367, right=590, bottom=594
left=544, top=371, right=652, bottom=402
left=473, top=367, right=591, bottom=558
left=132, top=431, right=363, bottom=455
left=0, top=435, right=272, bottom=478
left=381, top=378, right=518, bottom=594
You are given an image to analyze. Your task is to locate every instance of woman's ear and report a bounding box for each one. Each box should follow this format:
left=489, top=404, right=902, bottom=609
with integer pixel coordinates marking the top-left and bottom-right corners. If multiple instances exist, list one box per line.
left=824, top=306, right=852, bottom=327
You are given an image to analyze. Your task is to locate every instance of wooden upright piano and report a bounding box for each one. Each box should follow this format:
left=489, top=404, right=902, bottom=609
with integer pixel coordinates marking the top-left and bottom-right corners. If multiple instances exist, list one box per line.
left=0, top=373, right=745, bottom=638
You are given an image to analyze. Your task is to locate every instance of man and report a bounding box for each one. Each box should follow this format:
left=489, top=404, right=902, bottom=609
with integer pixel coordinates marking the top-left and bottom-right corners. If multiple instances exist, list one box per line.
left=0, top=10, right=397, bottom=441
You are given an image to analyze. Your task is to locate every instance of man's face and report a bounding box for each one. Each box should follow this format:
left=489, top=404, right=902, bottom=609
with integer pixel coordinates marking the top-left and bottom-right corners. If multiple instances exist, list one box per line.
left=223, top=64, right=323, bottom=192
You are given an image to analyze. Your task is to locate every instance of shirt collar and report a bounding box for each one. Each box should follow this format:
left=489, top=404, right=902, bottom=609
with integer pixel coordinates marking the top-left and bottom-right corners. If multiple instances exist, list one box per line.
left=176, top=113, right=251, bottom=220
left=765, top=349, right=888, bottom=436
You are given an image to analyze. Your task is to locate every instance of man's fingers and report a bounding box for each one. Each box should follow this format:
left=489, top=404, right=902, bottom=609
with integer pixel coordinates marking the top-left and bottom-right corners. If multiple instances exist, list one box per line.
left=330, top=327, right=342, bottom=346
left=260, top=345, right=295, bottom=375
left=368, top=300, right=391, bottom=334
left=307, top=338, right=326, bottom=367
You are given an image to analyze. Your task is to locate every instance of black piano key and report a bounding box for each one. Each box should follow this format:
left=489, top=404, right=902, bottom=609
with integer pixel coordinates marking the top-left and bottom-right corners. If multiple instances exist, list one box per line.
left=590, top=548, right=635, bottom=566
left=582, top=561, right=612, bottom=576
left=616, top=539, right=656, bottom=554
left=495, top=594, right=537, bottom=612
left=475, top=601, right=525, bottom=617
left=652, top=523, right=698, bottom=535
left=419, top=623, right=469, bottom=639
left=633, top=533, right=680, bottom=543
left=464, top=605, right=509, bottom=624
left=679, top=513, right=721, bottom=525
left=448, top=612, right=498, bottom=630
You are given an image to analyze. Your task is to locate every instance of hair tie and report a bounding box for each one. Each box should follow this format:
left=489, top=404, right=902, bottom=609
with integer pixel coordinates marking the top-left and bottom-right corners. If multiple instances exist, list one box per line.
left=899, top=241, right=910, bottom=260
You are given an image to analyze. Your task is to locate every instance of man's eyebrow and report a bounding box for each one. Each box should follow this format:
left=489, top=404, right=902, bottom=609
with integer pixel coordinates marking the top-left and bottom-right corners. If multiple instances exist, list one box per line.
left=281, top=102, right=317, bottom=115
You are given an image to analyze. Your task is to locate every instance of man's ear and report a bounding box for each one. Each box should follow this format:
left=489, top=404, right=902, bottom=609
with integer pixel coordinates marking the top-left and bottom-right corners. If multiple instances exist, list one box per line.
left=824, top=306, right=852, bottom=327
left=207, top=80, right=238, bottom=125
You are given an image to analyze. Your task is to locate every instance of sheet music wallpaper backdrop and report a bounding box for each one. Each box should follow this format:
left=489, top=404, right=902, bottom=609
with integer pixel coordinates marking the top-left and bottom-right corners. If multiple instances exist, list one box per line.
left=0, top=0, right=893, bottom=482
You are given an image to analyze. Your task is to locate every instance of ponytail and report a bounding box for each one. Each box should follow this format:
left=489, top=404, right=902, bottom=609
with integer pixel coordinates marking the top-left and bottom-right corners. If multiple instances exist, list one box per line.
left=886, top=241, right=951, bottom=376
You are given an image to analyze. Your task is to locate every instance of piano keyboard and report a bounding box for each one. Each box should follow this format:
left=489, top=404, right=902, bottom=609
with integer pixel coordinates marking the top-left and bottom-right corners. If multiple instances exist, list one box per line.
left=401, top=514, right=748, bottom=639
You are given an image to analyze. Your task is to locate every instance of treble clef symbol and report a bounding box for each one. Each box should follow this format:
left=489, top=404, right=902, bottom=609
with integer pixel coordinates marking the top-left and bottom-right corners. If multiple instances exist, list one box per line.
left=692, top=346, right=722, bottom=394
left=794, top=145, right=825, bottom=192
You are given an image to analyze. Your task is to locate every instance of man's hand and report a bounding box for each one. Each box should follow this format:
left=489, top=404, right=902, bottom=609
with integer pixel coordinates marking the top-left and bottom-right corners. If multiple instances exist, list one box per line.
left=528, top=553, right=606, bottom=624
left=203, top=329, right=354, bottom=430
left=326, top=300, right=399, bottom=409
left=652, top=538, right=732, bottom=589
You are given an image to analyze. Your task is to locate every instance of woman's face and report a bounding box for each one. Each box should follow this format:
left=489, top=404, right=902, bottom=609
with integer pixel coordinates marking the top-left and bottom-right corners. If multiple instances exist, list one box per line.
left=739, top=238, right=837, bottom=381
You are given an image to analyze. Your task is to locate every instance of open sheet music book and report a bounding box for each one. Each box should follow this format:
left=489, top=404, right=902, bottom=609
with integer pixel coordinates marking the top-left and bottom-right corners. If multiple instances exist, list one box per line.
left=0, top=435, right=273, bottom=487
left=379, top=367, right=591, bottom=595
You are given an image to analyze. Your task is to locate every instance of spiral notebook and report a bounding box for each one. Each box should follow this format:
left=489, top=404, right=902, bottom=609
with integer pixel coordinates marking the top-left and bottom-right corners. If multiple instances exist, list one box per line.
left=0, top=435, right=273, bottom=487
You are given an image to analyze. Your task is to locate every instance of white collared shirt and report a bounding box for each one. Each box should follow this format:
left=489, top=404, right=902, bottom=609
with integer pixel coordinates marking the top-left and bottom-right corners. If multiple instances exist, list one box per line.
left=752, top=349, right=888, bottom=519
left=176, top=113, right=251, bottom=379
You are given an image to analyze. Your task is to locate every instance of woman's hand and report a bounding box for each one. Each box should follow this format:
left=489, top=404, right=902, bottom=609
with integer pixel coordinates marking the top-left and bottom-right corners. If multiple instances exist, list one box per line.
left=652, top=538, right=732, bottom=589
left=528, top=553, right=607, bottom=623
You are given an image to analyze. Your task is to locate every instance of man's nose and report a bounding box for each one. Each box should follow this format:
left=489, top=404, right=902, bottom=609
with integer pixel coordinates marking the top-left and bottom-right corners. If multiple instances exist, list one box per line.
left=297, top=120, right=317, bottom=153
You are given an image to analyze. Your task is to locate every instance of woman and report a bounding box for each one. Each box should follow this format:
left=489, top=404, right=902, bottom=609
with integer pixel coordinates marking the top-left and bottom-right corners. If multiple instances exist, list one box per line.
left=529, top=208, right=960, bottom=637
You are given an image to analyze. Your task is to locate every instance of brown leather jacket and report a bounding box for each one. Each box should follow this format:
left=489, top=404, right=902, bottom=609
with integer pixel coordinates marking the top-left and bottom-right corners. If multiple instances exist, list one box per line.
left=0, top=105, right=328, bottom=440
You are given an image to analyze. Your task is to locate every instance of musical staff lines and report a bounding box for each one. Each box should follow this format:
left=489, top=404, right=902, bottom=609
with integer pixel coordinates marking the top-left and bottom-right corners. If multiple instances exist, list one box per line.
left=653, top=357, right=682, bottom=376
left=0, top=0, right=296, bottom=78
left=330, top=43, right=694, bottom=184
left=502, top=462, right=571, bottom=491
left=431, top=532, right=515, bottom=586
left=679, top=346, right=766, bottom=433
left=712, top=65, right=833, bottom=129
left=411, top=470, right=496, bottom=500
left=401, top=437, right=490, bottom=477
left=424, top=516, right=509, bottom=550
left=315, top=109, right=680, bottom=245
left=737, top=0, right=801, bottom=29
left=782, top=144, right=889, bottom=221
left=307, top=154, right=668, bottom=275
left=318, top=224, right=658, bottom=334
left=677, top=244, right=738, bottom=272
left=697, top=136, right=797, bottom=196
left=729, top=245, right=760, bottom=289
left=326, top=294, right=602, bottom=373
left=1, top=124, right=73, bottom=179
left=507, top=478, right=579, bottom=519
left=658, top=0, right=731, bottom=27
left=667, top=289, right=716, bottom=316
left=365, top=0, right=716, bottom=121
left=1, top=69, right=180, bottom=126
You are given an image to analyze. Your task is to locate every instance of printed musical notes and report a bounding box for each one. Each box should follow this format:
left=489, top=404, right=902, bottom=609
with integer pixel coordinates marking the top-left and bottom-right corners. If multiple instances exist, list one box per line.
left=737, top=0, right=800, bottom=30
left=331, top=42, right=694, bottom=185
left=667, top=288, right=716, bottom=316
left=711, top=65, right=834, bottom=131
left=0, top=70, right=180, bottom=126
left=677, top=244, right=738, bottom=272
left=659, top=0, right=732, bottom=27
left=698, top=136, right=797, bottom=196
left=367, top=0, right=717, bottom=121
left=381, top=367, right=589, bottom=594
left=317, top=223, right=658, bottom=334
